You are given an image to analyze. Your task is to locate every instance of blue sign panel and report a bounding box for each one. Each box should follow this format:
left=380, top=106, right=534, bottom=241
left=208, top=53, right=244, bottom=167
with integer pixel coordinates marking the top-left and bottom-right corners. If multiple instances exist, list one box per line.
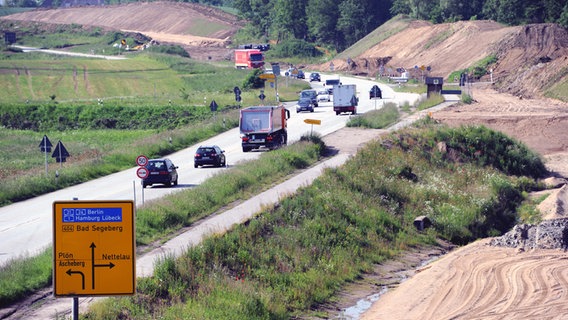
left=62, top=208, right=123, bottom=223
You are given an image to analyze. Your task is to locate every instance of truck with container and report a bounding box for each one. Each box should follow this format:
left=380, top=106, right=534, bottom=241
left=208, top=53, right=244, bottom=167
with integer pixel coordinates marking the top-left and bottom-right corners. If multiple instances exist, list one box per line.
left=234, top=49, right=264, bottom=69
left=324, top=77, right=341, bottom=94
left=239, top=105, right=290, bottom=152
left=333, top=84, right=358, bottom=115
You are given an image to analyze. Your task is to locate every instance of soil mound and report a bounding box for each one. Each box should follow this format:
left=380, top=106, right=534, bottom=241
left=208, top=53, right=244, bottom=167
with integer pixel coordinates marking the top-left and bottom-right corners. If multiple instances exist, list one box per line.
left=0, top=1, right=243, bottom=60
left=325, top=20, right=568, bottom=99
left=1, top=2, right=242, bottom=40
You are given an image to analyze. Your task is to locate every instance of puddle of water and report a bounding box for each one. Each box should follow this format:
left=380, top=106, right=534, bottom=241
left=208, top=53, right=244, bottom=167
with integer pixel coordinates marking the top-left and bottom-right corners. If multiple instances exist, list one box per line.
left=336, top=287, right=387, bottom=319
left=336, top=254, right=443, bottom=319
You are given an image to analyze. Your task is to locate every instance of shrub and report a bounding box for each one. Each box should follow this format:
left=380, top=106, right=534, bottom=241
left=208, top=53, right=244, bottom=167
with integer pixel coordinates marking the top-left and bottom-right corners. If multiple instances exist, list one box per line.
left=268, top=39, right=323, bottom=58
left=347, top=103, right=400, bottom=128
left=242, top=68, right=265, bottom=89
left=146, top=45, right=190, bottom=58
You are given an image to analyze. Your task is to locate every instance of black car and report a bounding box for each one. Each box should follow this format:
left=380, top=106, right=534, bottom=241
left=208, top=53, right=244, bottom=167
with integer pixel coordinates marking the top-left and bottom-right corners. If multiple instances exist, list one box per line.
left=299, top=89, right=318, bottom=108
left=194, top=145, right=226, bottom=168
left=295, top=98, right=315, bottom=113
left=370, top=84, right=382, bottom=99
left=142, top=158, right=178, bottom=188
left=309, top=72, right=321, bottom=82
left=296, top=69, right=305, bottom=79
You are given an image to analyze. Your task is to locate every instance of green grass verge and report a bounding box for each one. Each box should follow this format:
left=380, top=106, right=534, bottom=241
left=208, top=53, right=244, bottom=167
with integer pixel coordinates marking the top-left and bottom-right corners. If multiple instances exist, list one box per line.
left=81, top=121, right=546, bottom=319
left=0, top=110, right=239, bottom=207
left=0, top=135, right=326, bottom=308
left=346, top=102, right=400, bottom=128
left=0, top=56, right=309, bottom=207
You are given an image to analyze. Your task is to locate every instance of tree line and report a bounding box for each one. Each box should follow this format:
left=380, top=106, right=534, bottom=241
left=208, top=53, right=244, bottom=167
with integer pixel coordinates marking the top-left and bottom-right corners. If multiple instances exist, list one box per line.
left=230, top=0, right=567, bottom=51
left=4, top=0, right=568, bottom=51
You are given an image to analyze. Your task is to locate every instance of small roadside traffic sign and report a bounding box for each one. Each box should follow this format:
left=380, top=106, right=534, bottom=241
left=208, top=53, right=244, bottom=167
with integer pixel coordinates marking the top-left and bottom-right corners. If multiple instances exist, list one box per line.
left=259, top=93, right=266, bottom=101
left=304, top=119, right=321, bottom=125
left=136, top=155, right=148, bottom=167
left=136, top=167, right=149, bottom=179
left=39, top=135, right=53, bottom=153
left=259, top=73, right=276, bottom=79
left=53, top=200, right=136, bottom=297
left=52, top=140, right=70, bottom=163
left=210, top=100, right=218, bottom=112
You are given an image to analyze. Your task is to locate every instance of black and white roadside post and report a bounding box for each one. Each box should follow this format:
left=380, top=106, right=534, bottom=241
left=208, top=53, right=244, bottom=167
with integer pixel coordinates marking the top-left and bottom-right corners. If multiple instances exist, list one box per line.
left=371, top=85, right=382, bottom=110
left=39, top=135, right=53, bottom=177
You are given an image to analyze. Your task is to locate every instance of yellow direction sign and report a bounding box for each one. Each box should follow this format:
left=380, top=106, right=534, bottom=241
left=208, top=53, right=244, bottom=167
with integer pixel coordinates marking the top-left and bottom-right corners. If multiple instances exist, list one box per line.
left=304, top=119, right=321, bottom=125
left=53, top=200, right=135, bottom=297
left=259, top=73, right=276, bottom=79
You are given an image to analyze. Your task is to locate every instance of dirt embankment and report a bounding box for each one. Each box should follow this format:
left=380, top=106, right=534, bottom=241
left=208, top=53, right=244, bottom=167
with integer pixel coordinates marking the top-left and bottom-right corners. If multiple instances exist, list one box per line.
left=325, top=20, right=568, bottom=100
left=0, top=1, right=243, bottom=60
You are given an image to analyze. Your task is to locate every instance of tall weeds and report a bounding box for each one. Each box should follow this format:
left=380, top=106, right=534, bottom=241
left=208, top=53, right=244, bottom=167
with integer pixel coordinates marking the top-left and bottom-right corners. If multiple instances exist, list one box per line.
left=85, top=122, right=545, bottom=319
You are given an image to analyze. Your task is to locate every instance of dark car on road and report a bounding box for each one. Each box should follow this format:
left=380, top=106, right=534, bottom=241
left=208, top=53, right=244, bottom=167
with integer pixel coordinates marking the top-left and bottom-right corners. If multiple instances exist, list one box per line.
left=295, top=98, right=315, bottom=113
left=142, top=158, right=178, bottom=188
left=194, top=145, right=226, bottom=168
left=309, top=72, right=321, bottom=82
left=296, top=69, right=305, bottom=79
left=299, top=89, right=318, bottom=108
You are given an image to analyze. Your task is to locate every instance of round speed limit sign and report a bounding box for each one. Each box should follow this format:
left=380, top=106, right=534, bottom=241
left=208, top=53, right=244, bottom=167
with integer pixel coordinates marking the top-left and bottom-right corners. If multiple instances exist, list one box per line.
left=136, top=155, right=149, bottom=167
left=136, top=167, right=149, bottom=179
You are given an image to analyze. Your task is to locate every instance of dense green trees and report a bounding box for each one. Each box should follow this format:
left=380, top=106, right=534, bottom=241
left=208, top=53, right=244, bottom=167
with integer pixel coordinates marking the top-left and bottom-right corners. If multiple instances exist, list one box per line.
left=390, top=0, right=568, bottom=25
left=232, top=0, right=395, bottom=51
left=231, top=0, right=567, bottom=52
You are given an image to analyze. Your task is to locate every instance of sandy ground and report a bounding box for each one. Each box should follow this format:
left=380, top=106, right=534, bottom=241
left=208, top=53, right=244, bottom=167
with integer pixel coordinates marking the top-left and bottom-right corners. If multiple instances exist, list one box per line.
left=361, top=238, right=568, bottom=320
left=357, top=87, right=568, bottom=320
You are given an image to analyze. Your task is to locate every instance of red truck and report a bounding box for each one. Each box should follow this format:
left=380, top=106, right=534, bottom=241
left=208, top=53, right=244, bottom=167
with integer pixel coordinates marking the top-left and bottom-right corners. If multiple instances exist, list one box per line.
left=240, top=105, right=290, bottom=152
left=235, top=49, right=264, bottom=69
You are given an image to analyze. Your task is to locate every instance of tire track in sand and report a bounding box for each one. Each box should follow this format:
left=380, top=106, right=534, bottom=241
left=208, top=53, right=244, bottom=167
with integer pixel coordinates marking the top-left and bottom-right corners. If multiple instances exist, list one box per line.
left=361, top=240, right=568, bottom=320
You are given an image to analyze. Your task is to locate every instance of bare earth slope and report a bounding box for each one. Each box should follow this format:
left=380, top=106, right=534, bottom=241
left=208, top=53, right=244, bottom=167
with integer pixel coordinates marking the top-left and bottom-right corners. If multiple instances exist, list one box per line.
left=1, top=1, right=243, bottom=59
left=326, top=20, right=568, bottom=100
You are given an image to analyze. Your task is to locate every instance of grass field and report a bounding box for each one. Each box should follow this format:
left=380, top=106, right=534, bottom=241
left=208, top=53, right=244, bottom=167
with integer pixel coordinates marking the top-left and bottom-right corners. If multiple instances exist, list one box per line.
left=0, top=42, right=310, bottom=207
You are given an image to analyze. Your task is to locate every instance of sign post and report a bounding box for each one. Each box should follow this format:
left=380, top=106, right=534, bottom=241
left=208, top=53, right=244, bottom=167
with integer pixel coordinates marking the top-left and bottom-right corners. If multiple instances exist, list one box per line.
left=259, top=73, right=277, bottom=102
left=52, top=140, right=70, bottom=168
left=136, top=155, right=148, bottom=204
left=52, top=200, right=136, bottom=299
left=39, top=135, right=53, bottom=176
left=303, top=119, right=322, bottom=136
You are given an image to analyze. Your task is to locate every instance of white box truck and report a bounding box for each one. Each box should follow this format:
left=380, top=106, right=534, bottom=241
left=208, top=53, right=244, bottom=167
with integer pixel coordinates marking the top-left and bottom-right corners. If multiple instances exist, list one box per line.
left=333, top=84, right=358, bottom=115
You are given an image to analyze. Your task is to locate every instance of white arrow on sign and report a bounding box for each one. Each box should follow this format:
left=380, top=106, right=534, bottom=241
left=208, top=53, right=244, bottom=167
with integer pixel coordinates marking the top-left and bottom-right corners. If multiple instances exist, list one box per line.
left=136, top=167, right=149, bottom=179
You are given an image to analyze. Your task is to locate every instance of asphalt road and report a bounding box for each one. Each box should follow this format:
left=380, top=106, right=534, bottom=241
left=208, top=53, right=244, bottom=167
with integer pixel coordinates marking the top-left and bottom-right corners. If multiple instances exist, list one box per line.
left=0, top=73, right=421, bottom=267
